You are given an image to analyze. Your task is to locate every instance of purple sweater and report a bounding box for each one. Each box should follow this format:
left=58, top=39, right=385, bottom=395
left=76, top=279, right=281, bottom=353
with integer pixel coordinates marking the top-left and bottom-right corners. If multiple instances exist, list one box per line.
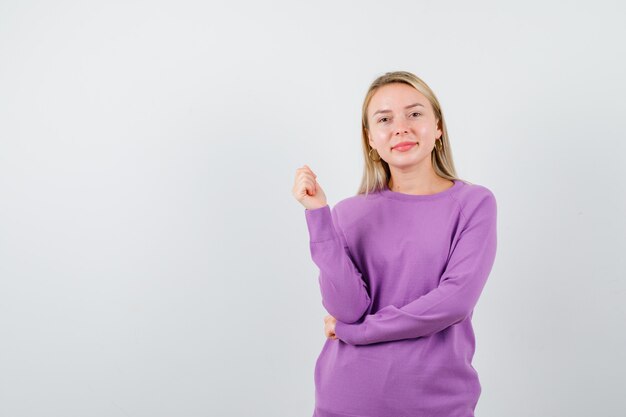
left=304, top=179, right=497, bottom=417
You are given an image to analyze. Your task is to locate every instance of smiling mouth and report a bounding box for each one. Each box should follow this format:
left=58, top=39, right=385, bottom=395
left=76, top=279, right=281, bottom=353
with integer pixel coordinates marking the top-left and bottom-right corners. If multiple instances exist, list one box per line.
left=392, top=142, right=418, bottom=151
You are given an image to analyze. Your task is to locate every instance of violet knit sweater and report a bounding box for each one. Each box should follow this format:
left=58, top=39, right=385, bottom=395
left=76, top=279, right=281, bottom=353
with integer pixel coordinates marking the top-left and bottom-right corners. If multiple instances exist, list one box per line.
left=304, top=179, right=497, bottom=417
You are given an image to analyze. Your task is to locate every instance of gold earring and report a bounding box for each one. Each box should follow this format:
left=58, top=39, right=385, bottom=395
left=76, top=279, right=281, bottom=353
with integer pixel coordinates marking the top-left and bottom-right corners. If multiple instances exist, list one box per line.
left=369, top=147, right=381, bottom=162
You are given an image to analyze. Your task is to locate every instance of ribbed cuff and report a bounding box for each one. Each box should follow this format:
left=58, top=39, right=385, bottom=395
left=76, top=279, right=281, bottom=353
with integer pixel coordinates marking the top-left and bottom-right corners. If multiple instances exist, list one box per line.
left=334, top=320, right=365, bottom=345
left=304, top=205, right=335, bottom=243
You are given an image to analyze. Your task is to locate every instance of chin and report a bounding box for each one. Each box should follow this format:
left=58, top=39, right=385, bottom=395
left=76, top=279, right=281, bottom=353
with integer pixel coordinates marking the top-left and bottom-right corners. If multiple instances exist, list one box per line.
left=389, top=155, right=427, bottom=168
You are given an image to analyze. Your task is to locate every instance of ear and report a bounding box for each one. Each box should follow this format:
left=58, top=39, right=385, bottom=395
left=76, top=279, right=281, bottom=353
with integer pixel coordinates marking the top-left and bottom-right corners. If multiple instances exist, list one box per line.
left=366, top=130, right=375, bottom=148
left=435, top=119, right=442, bottom=139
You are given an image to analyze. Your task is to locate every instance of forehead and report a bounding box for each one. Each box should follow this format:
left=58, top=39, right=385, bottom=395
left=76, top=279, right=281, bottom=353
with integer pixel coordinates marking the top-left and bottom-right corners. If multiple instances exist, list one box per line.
left=369, top=83, right=429, bottom=114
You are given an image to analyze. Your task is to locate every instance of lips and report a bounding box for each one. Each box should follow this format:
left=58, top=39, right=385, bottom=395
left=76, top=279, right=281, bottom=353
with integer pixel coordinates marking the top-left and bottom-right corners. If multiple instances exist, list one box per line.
left=392, top=141, right=417, bottom=150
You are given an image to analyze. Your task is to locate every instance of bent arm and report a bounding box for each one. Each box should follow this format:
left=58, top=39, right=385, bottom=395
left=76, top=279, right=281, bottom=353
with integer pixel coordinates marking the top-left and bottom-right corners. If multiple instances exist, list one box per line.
left=334, top=192, right=497, bottom=345
left=305, top=205, right=371, bottom=323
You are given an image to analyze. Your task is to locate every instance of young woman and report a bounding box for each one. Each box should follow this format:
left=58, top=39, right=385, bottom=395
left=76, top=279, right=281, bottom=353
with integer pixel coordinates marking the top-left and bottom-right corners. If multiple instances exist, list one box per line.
left=292, top=71, right=498, bottom=417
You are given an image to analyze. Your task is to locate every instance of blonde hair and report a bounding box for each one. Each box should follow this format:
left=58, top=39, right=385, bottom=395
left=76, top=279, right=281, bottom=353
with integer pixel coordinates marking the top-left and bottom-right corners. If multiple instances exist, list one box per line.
left=357, top=71, right=467, bottom=195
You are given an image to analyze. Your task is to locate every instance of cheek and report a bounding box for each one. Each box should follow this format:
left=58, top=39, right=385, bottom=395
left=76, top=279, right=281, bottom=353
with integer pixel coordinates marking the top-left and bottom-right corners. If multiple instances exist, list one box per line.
left=415, top=121, right=436, bottom=136
left=371, top=130, right=387, bottom=145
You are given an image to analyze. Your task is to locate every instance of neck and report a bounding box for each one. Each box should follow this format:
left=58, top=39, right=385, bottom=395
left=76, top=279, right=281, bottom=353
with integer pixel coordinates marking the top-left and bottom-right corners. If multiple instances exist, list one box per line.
left=388, top=164, right=449, bottom=195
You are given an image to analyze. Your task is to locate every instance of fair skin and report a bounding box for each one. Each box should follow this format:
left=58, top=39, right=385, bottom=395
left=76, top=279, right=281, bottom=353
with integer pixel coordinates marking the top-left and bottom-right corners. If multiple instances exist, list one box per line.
left=292, top=82, right=452, bottom=340
left=368, top=82, right=453, bottom=194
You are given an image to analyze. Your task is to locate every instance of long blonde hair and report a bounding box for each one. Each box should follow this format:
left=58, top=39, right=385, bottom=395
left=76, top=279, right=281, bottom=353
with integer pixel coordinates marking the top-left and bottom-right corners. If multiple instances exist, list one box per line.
left=357, top=71, right=465, bottom=195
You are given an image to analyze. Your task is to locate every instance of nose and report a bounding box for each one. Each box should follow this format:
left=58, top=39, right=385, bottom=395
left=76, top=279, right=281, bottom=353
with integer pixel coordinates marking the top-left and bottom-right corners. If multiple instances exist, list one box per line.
left=394, top=120, right=409, bottom=135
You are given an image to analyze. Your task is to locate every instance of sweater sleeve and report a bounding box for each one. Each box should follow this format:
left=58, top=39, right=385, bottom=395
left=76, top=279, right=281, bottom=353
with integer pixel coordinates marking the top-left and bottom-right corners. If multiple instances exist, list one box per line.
left=334, top=191, right=497, bottom=345
left=305, top=204, right=371, bottom=323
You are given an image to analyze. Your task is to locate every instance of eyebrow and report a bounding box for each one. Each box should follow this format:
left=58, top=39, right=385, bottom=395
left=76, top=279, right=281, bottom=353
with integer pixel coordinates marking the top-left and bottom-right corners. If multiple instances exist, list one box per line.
left=372, top=103, right=425, bottom=116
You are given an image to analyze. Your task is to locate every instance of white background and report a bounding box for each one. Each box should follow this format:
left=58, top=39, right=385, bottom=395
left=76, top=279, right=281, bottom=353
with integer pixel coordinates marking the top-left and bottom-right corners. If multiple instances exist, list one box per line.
left=1, top=1, right=625, bottom=416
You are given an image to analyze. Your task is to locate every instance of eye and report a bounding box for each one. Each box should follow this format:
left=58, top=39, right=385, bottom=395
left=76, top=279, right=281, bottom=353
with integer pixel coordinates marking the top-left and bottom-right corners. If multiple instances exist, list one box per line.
left=411, top=112, right=421, bottom=117
left=378, top=117, right=389, bottom=123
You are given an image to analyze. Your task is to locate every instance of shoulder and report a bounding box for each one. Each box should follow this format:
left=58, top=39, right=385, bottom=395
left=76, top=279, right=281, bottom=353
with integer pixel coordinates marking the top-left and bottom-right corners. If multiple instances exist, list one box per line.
left=452, top=180, right=497, bottom=221
left=333, top=190, right=384, bottom=213
left=330, top=191, right=384, bottom=230
left=454, top=179, right=496, bottom=202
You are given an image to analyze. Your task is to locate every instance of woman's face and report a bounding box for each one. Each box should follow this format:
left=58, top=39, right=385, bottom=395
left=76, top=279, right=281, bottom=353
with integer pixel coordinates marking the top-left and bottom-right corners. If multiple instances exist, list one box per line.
left=366, top=83, right=441, bottom=169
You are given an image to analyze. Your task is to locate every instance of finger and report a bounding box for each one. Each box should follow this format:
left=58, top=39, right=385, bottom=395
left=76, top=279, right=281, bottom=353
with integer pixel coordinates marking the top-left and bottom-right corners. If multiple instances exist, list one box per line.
left=295, top=177, right=313, bottom=195
left=296, top=167, right=315, bottom=177
left=303, top=165, right=317, bottom=178
left=296, top=172, right=316, bottom=187
left=301, top=179, right=316, bottom=196
left=303, top=183, right=315, bottom=197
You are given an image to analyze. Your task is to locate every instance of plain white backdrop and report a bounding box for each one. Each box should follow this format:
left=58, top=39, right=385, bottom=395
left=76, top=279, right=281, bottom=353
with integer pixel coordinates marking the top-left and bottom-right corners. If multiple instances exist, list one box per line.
left=1, top=1, right=625, bottom=416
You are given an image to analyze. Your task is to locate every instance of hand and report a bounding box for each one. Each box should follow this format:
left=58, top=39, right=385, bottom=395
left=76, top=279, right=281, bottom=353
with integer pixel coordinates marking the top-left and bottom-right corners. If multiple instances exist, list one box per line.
left=324, top=314, right=338, bottom=340
left=292, top=164, right=328, bottom=210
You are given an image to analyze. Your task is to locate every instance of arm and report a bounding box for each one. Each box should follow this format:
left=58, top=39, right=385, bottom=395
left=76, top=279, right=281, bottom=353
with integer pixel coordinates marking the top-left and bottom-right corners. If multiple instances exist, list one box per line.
left=305, top=204, right=371, bottom=323
left=334, top=191, right=497, bottom=345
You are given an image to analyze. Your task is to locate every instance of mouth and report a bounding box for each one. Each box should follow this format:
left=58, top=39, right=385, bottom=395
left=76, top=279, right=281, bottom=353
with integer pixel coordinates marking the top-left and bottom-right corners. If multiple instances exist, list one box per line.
left=392, top=141, right=418, bottom=151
